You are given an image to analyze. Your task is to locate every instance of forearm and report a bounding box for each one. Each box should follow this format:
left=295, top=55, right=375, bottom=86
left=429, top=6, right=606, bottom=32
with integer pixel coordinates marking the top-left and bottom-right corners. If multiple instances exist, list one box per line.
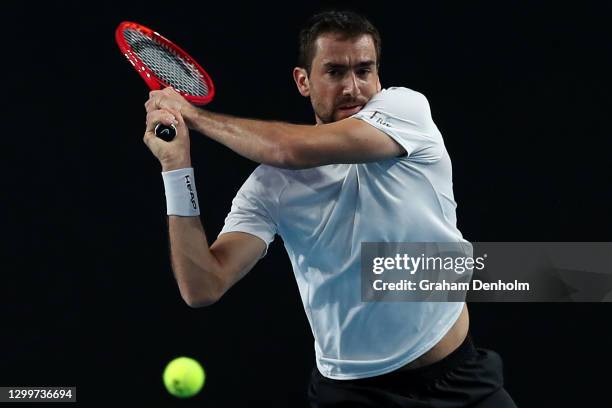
left=167, top=215, right=224, bottom=307
left=187, top=107, right=307, bottom=168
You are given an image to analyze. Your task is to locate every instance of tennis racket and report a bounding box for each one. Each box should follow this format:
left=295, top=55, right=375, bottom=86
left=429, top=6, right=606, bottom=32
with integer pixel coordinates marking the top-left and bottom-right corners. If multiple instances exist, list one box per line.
left=115, top=21, right=215, bottom=141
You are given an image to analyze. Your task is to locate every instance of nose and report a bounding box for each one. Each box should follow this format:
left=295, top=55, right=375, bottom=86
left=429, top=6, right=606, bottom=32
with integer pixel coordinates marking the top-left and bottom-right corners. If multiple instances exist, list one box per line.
left=342, top=72, right=361, bottom=98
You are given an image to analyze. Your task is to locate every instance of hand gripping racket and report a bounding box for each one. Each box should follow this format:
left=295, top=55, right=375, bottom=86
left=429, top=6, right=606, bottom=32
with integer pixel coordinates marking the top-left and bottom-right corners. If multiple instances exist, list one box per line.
left=115, top=21, right=215, bottom=141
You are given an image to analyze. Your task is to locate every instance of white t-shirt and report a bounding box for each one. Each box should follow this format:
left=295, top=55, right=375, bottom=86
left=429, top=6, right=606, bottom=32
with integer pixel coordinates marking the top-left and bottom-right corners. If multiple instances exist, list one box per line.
left=218, top=87, right=468, bottom=380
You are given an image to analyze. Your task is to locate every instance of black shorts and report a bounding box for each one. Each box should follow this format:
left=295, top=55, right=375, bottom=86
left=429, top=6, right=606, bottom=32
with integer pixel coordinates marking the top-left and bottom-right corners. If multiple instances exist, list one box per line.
left=308, top=334, right=517, bottom=407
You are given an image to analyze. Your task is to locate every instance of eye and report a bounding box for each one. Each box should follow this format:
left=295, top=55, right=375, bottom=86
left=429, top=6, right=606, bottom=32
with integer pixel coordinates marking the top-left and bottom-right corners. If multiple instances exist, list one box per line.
left=328, top=69, right=340, bottom=77
left=357, top=68, right=371, bottom=76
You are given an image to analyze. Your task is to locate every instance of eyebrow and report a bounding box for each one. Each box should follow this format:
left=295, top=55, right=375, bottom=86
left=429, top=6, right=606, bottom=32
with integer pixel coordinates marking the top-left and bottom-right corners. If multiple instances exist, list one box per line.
left=323, top=60, right=376, bottom=70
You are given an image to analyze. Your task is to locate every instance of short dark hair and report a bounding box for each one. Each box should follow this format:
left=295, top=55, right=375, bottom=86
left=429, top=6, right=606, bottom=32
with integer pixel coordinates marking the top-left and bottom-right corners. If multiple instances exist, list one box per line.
left=298, top=10, right=382, bottom=74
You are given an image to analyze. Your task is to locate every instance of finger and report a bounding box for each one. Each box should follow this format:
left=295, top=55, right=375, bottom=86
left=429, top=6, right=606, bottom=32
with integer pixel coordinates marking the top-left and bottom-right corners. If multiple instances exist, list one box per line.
left=144, top=98, right=155, bottom=113
left=143, top=128, right=166, bottom=158
left=162, top=86, right=178, bottom=95
left=149, top=90, right=162, bottom=99
left=146, top=110, right=178, bottom=134
left=145, top=90, right=164, bottom=112
left=162, top=107, right=187, bottom=140
left=144, top=96, right=162, bottom=113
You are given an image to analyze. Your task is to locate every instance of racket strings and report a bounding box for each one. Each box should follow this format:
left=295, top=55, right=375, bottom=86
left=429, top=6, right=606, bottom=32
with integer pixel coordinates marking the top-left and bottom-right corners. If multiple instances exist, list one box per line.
left=123, top=28, right=209, bottom=97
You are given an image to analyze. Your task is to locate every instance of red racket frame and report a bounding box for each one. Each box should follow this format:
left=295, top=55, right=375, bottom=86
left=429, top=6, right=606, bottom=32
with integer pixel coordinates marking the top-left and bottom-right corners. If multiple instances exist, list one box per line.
left=115, top=21, right=215, bottom=105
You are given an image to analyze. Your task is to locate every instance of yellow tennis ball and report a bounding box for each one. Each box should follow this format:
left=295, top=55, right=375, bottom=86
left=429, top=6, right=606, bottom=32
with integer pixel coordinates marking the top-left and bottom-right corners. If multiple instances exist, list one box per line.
left=162, top=356, right=205, bottom=398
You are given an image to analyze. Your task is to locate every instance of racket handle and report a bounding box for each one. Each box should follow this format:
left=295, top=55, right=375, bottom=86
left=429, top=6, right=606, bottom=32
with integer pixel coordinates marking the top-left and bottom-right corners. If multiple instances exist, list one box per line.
left=154, top=123, right=177, bottom=141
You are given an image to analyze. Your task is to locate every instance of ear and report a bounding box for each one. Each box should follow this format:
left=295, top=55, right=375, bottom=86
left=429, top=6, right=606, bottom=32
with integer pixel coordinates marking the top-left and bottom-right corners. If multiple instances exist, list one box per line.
left=293, top=67, right=310, bottom=97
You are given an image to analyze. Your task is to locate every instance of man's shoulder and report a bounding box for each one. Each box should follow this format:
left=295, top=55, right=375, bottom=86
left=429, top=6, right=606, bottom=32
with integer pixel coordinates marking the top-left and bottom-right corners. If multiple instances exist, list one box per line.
left=358, top=86, right=431, bottom=124
left=375, top=86, right=428, bottom=104
left=384, top=86, right=418, bottom=94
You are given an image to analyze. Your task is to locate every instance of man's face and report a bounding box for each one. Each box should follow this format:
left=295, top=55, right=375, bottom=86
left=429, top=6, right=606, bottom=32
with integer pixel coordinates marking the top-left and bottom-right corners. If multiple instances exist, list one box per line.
left=302, top=33, right=381, bottom=124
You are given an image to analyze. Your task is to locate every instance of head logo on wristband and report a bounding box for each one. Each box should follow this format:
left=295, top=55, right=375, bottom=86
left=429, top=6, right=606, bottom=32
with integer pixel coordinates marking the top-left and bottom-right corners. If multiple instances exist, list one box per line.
left=162, top=168, right=201, bottom=216
left=184, top=175, right=198, bottom=210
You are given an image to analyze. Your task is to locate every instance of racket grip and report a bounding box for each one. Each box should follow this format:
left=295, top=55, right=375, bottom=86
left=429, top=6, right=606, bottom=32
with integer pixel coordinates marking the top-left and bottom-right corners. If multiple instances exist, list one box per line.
left=154, top=123, right=177, bottom=141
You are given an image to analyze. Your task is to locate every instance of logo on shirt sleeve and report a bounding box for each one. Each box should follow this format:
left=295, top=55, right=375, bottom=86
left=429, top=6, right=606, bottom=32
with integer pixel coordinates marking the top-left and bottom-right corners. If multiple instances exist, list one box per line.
left=369, top=111, right=391, bottom=127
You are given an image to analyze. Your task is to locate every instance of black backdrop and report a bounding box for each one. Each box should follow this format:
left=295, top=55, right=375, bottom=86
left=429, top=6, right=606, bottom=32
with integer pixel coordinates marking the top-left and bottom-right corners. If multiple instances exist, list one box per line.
left=4, top=0, right=612, bottom=406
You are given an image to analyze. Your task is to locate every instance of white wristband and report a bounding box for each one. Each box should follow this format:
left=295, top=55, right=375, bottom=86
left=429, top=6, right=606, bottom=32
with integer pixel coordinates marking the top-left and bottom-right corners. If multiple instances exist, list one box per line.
left=161, top=167, right=200, bottom=216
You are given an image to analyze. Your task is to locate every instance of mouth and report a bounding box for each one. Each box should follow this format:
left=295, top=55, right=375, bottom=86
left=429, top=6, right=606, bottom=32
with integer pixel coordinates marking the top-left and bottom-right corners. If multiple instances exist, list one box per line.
left=337, top=104, right=363, bottom=116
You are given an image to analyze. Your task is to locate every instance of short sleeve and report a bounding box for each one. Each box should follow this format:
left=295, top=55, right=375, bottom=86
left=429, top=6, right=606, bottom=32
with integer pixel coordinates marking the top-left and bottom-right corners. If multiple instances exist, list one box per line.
left=351, top=87, right=442, bottom=163
left=218, top=166, right=282, bottom=258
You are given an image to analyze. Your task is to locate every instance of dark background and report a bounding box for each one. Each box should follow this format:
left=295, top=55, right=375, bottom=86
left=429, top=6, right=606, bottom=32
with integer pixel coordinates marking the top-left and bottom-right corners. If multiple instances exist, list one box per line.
left=4, top=0, right=611, bottom=406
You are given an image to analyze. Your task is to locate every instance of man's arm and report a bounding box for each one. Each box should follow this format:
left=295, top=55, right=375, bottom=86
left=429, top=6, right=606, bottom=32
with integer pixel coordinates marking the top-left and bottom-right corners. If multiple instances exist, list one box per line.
left=143, top=104, right=266, bottom=308
left=146, top=88, right=405, bottom=169
left=168, top=215, right=266, bottom=308
left=188, top=109, right=405, bottom=169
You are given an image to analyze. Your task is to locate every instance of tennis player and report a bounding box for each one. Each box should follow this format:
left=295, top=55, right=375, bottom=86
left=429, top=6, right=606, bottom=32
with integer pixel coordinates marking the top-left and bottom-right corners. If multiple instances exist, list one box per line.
left=143, top=10, right=517, bottom=407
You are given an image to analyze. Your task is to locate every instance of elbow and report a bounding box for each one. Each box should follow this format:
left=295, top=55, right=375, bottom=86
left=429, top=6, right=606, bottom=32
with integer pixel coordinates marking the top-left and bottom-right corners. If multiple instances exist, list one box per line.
left=178, top=271, right=226, bottom=308
left=183, top=294, right=219, bottom=308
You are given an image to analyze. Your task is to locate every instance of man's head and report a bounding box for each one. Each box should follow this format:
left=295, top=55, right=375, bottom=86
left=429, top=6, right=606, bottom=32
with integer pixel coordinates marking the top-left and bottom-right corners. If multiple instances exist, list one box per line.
left=293, top=10, right=382, bottom=124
